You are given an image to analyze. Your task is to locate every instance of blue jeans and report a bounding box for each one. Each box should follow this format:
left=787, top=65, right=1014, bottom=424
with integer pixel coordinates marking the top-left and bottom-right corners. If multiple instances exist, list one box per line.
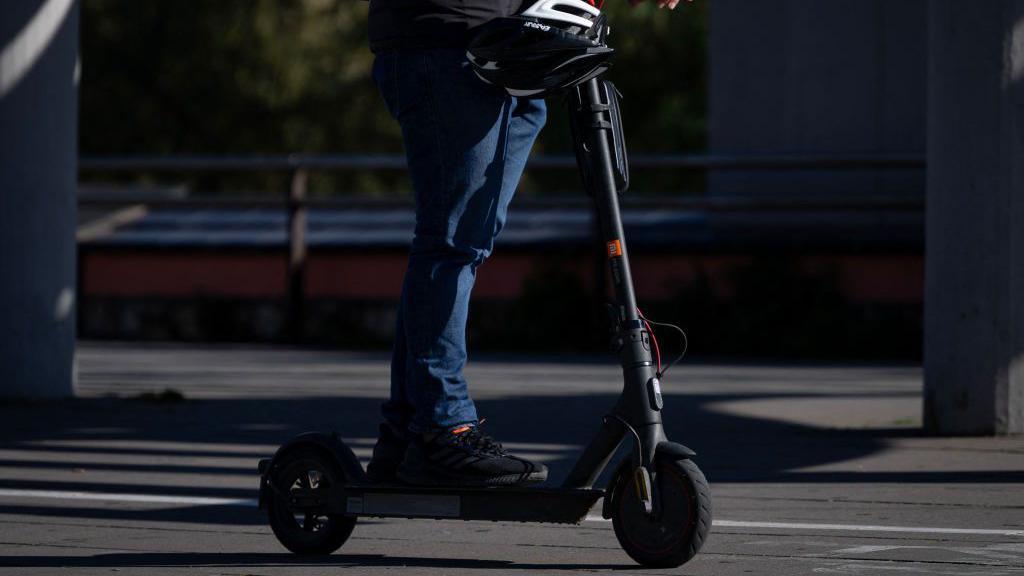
left=372, top=49, right=547, bottom=434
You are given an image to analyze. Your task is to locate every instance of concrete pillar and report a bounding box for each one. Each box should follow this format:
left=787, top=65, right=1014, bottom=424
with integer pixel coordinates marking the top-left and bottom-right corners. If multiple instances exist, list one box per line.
left=924, top=0, right=1024, bottom=435
left=0, top=0, right=79, bottom=398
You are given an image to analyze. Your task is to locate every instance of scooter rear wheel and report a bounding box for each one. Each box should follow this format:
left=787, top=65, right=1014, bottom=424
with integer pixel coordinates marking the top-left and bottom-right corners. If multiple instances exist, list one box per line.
left=611, top=457, right=712, bottom=567
left=266, top=447, right=356, bottom=555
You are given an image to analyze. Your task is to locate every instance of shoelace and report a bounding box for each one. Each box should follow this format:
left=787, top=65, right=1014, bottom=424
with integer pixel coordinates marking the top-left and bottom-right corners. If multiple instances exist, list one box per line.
left=449, top=426, right=507, bottom=456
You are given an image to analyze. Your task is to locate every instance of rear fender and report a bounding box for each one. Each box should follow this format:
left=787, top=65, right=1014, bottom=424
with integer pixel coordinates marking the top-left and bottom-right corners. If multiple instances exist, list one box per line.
left=258, top=432, right=367, bottom=509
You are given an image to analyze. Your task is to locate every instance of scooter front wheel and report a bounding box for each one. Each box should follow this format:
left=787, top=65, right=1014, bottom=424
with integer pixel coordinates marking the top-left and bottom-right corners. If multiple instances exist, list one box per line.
left=611, top=457, right=712, bottom=567
left=266, top=447, right=356, bottom=555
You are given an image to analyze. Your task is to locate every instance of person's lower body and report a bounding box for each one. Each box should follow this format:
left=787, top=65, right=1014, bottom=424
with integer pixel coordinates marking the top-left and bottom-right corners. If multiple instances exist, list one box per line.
left=365, top=48, right=549, bottom=485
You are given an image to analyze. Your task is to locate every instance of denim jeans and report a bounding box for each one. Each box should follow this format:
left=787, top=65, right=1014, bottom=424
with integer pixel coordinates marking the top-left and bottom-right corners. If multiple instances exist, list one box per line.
left=372, top=48, right=547, bottom=434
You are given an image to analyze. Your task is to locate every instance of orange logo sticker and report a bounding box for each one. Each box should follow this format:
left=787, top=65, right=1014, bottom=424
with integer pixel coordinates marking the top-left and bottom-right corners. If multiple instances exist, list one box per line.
left=607, top=239, right=623, bottom=258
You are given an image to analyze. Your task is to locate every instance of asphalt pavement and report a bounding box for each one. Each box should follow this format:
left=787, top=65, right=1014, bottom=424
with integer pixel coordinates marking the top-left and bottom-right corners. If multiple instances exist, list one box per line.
left=1, top=342, right=1022, bottom=575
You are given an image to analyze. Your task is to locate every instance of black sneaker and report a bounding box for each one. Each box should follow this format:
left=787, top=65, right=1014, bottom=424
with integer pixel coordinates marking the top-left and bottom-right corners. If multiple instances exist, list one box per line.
left=397, top=424, right=548, bottom=487
left=366, top=423, right=409, bottom=483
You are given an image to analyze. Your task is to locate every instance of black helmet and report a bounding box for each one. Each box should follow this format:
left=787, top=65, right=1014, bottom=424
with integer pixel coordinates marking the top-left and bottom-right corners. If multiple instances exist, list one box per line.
left=467, top=0, right=614, bottom=99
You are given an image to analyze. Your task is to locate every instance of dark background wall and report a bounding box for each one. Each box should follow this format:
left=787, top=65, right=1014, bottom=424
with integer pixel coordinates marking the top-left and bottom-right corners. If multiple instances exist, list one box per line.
left=709, top=0, right=927, bottom=197
left=74, top=0, right=930, bottom=360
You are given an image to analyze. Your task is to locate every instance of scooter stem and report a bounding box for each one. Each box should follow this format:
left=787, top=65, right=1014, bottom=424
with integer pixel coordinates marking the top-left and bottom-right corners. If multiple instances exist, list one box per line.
left=561, top=77, right=667, bottom=489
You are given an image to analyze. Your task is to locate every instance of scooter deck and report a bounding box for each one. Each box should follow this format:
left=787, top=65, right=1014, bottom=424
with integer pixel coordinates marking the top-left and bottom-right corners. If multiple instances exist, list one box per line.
left=259, top=451, right=604, bottom=525
left=340, top=484, right=604, bottom=524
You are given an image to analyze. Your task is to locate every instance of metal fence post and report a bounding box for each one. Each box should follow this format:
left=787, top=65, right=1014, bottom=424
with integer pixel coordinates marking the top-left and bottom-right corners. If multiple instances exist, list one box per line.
left=286, top=168, right=308, bottom=343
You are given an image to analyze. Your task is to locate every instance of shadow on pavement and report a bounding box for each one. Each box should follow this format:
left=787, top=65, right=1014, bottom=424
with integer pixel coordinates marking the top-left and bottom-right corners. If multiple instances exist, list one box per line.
left=2, top=390, right=906, bottom=483
left=0, top=552, right=636, bottom=571
left=0, top=365, right=1015, bottom=531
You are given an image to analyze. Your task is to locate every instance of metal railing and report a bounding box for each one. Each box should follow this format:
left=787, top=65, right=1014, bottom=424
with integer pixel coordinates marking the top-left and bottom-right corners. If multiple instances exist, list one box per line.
left=77, top=153, right=926, bottom=341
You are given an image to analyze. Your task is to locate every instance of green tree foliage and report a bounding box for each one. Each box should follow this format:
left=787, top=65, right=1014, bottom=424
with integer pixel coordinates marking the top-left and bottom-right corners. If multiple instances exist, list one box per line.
left=80, top=0, right=707, bottom=196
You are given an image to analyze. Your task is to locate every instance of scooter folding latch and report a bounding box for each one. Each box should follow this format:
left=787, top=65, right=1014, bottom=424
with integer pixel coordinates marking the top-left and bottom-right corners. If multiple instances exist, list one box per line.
left=634, top=466, right=654, bottom=515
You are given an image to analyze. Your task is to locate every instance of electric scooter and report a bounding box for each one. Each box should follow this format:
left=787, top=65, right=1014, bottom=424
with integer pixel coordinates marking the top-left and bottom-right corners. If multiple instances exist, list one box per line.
left=257, top=77, right=712, bottom=568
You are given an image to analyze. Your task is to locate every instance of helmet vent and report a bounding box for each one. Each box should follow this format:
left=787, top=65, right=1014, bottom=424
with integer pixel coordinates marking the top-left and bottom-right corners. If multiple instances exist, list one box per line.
left=521, top=0, right=601, bottom=29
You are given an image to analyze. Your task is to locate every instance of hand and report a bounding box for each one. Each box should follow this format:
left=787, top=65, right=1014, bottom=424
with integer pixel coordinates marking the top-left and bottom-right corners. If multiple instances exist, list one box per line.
left=629, top=0, right=690, bottom=9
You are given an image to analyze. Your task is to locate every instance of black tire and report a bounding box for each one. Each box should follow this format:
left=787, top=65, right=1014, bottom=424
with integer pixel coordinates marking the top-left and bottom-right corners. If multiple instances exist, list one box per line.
left=611, top=457, right=712, bottom=568
left=266, top=447, right=356, bottom=555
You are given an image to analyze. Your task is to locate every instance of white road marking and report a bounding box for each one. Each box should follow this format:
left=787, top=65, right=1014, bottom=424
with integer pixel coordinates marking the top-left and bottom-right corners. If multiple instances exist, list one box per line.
left=1, top=489, right=1021, bottom=538
left=830, top=543, right=1024, bottom=563
left=0, top=489, right=257, bottom=507
left=584, top=515, right=1024, bottom=537
left=712, top=518, right=1024, bottom=537
left=831, top=545, right=905, bottom=554
left=711, top=520, right=1024, bottom=538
